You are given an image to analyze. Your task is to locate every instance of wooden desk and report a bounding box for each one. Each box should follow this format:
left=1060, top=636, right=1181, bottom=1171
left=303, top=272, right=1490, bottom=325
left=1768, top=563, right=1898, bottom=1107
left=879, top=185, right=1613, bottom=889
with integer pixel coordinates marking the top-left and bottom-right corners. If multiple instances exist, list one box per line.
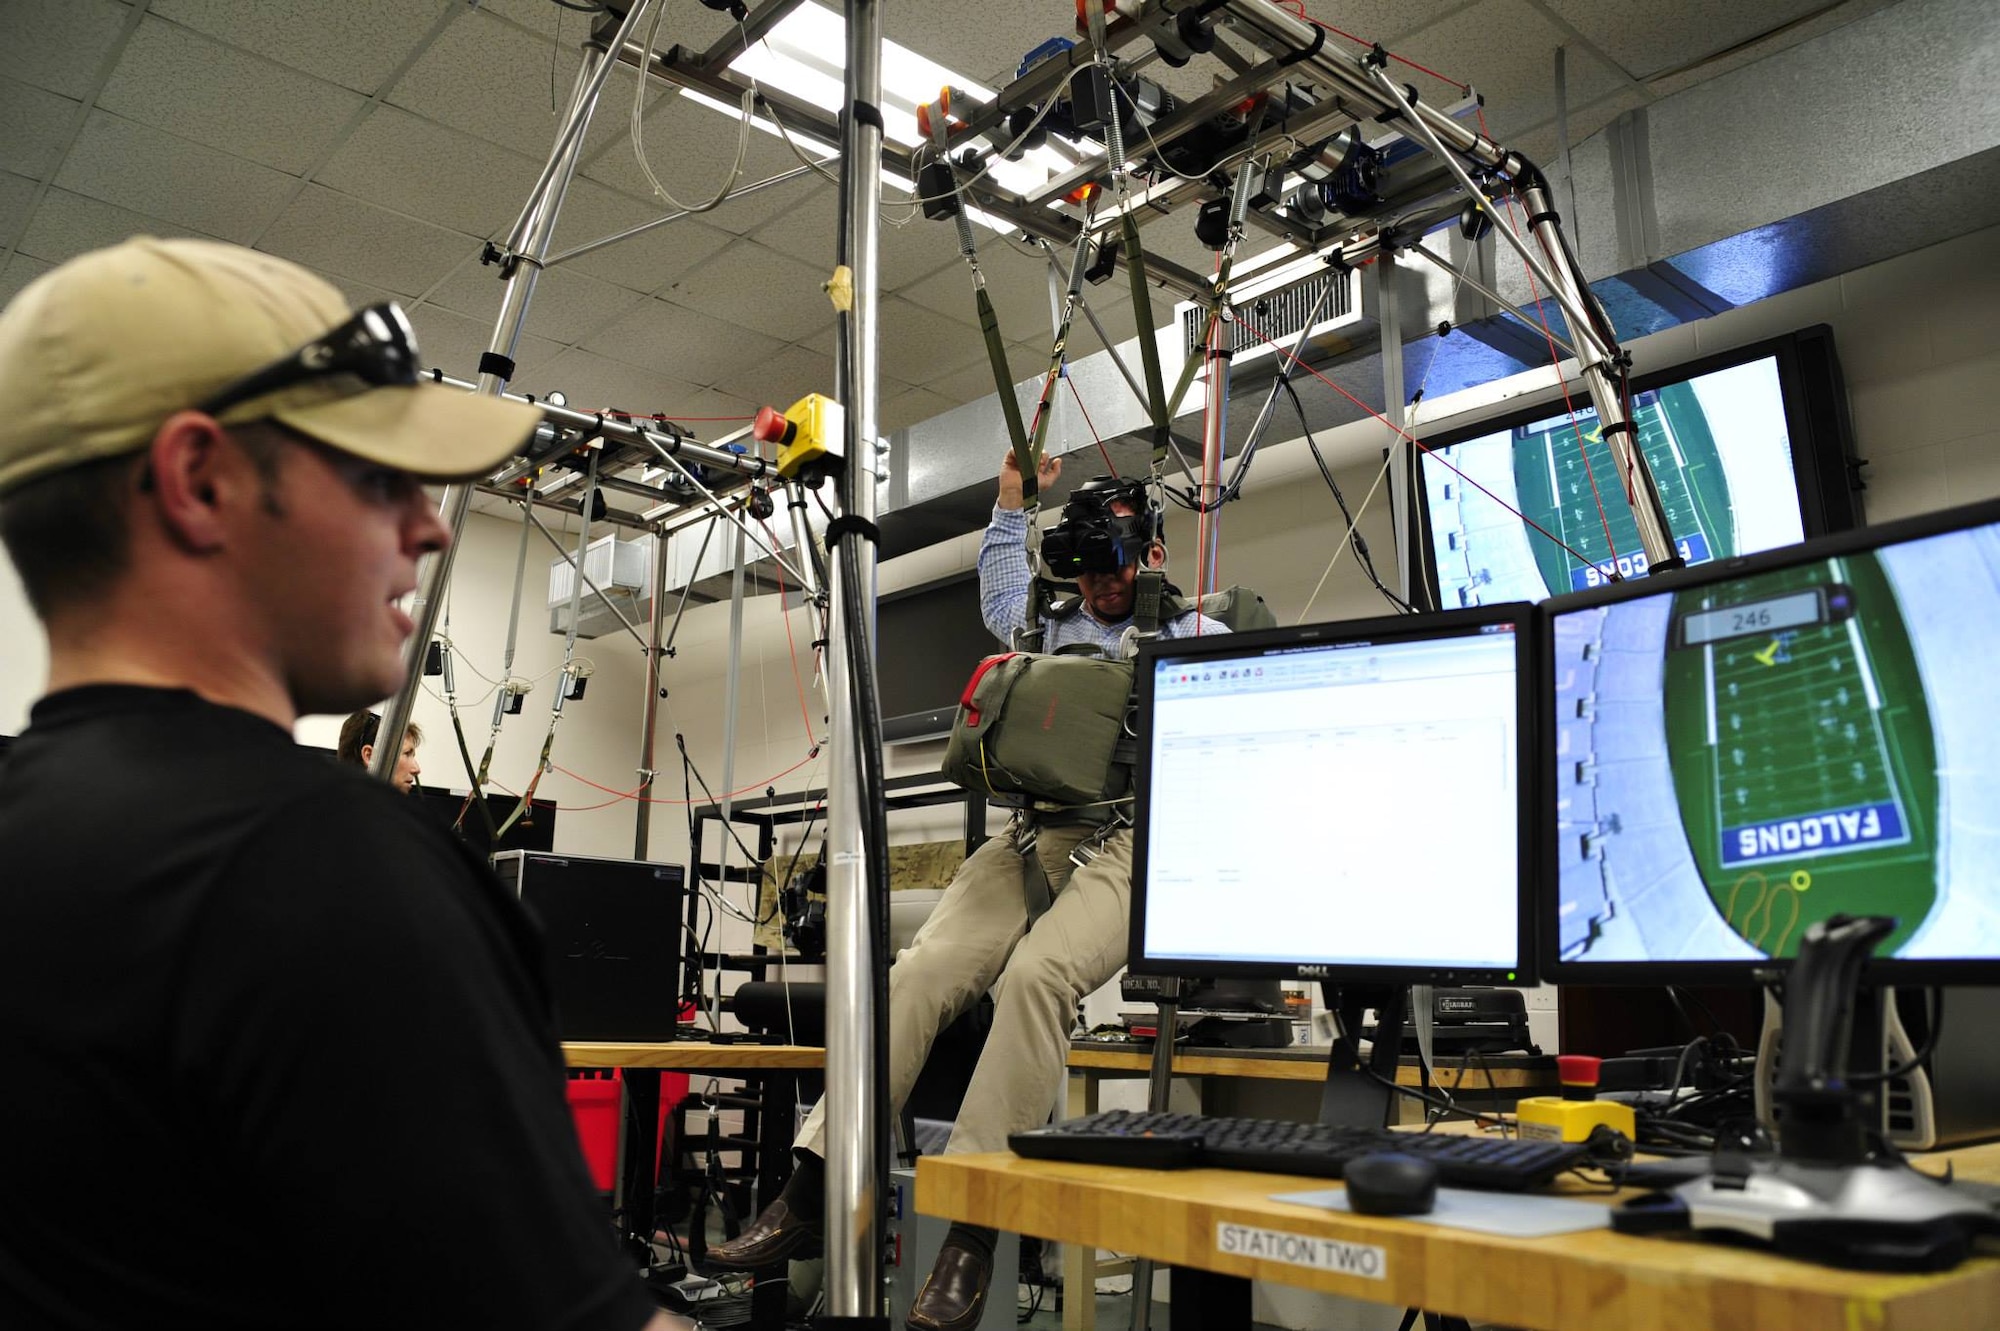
left=916, top=1144, right=2000, bottom=1331
left=1059, top=1042, right=1560, bottom=1326
left=561, top=1042, right=826, bottom=1330
left=564, top=1041, right=825, bottom=1071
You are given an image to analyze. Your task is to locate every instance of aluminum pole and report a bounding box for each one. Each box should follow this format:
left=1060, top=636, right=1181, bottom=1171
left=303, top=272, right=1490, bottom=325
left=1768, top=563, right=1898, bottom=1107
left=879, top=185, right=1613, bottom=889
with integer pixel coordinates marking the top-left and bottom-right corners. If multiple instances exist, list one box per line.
left=501, top=0, right=657, bottom=253
left=1197, top=314, right=1229, bottom=591
left=634, top=523, right=671, bottom=860
left=719, top=522, right=748, bottom=829
left=1379, top=250, right=1421, bottom=612
left=373, top=48, right=601, bottom=784
left=1517, top=180, right=1678, bottom=569
left=825, top=0, right=886, bottom=1316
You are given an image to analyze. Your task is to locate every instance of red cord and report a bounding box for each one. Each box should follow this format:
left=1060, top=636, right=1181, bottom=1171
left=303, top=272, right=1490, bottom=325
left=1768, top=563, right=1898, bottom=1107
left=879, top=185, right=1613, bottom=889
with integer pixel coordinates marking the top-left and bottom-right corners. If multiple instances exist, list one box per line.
left=1065, top=376, right=1120, bottom=477
left=1270, top=0, right=1472, bottom=93
left=1231, top=309, right=1606, bottom=575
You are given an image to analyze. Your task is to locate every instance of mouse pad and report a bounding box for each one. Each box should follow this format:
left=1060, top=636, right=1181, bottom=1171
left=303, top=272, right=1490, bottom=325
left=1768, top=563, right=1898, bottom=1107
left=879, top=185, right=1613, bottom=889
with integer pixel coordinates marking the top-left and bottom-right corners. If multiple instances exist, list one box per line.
left=1272, top=1187, right=1613, bottom=1238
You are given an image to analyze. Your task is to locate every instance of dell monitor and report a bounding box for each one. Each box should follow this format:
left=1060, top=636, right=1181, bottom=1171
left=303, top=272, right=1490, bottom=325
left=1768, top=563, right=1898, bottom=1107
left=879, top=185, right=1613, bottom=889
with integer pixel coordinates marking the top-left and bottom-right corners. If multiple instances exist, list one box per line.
left=1131, top=605, right=1536, bottom=1123
left=1409, top=327, right=1863, bottom=607
left=1539, top=495, right=2000, bottom=985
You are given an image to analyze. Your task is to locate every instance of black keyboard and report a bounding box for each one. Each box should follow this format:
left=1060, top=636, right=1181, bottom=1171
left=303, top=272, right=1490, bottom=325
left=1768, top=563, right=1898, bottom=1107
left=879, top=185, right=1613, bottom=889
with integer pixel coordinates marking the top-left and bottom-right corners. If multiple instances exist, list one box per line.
left=1010, top=1110, right=1589, bottom=1192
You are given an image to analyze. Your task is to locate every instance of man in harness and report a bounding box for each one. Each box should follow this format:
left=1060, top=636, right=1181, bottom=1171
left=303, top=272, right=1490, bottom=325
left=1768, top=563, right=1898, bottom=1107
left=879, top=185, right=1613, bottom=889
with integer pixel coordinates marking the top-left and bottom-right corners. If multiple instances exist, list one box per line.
left=708, top=452, right=1225, bottom=1330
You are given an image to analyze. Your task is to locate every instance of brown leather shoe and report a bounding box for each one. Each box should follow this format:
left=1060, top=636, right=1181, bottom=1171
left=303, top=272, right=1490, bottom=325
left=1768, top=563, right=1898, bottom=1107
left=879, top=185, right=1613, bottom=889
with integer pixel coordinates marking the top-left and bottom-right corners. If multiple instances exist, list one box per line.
left=702, top=1194, right=823, bottom=1270
left=906, top=1235, right=993, bottom=1331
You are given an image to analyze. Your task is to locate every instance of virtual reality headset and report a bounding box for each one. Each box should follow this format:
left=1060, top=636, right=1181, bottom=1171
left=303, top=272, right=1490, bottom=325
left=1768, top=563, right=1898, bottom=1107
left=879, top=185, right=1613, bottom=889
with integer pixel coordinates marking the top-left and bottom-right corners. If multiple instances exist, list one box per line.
left=1041, top=476, right=1160, bottom=577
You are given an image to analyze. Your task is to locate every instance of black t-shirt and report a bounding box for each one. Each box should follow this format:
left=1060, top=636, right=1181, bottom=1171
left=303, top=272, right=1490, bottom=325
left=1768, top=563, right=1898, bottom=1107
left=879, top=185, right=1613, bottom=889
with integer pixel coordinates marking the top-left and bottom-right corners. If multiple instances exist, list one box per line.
left=0, top=687, right=657, bottom=1331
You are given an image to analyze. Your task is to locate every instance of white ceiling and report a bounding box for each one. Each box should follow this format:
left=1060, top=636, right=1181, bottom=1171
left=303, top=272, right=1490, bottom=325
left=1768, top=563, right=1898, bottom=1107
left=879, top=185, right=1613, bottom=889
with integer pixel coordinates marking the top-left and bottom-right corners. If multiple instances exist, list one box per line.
left=1, top=0, right=1892, bottom=445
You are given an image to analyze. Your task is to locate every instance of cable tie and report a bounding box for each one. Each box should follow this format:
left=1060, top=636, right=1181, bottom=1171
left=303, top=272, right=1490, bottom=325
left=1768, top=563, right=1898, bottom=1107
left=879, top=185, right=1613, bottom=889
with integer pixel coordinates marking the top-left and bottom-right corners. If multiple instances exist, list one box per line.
left=851, top=101, right=884, bottom=131
left=478, top=351, right=517, bottom=381
left=428, top=367, right=445, bottom=383
left=1525, top=208, right=1560, bottom=228
left=823, top=514, right=880, bottom=547
left=1599, top=421, right=1637, bottom=439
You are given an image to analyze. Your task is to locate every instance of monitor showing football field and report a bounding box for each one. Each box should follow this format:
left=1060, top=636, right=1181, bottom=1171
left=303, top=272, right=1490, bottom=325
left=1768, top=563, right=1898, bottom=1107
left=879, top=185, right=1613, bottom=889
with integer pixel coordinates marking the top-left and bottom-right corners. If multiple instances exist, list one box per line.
left=1541, top=499, right=2000, bottom=982
left=1422, top=356, right=1804, bottom=603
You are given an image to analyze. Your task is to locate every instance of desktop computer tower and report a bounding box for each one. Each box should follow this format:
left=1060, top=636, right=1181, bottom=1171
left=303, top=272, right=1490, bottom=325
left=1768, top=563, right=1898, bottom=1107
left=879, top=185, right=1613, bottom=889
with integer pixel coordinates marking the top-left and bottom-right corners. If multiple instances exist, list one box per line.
left=888, top=1167, right=1018, bottom=1331
left=492, top=851, right=684, bottom=1042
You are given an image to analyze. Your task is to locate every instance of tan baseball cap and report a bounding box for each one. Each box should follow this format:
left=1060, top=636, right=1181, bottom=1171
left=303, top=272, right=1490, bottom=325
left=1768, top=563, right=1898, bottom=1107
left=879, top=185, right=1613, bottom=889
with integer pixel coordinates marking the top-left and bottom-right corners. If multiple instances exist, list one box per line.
left=0, top=236, right=542, bottom=495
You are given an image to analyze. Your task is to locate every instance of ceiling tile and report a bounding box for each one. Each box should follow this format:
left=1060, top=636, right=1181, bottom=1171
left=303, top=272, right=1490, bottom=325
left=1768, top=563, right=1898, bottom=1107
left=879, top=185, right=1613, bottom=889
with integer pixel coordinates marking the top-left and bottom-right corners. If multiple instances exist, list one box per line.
left=901, top=242, right=1060, bottom=344
left=0, top=0, right=132, bottom=101
left=15, top=186, right=220, bottom=265
left=925, top=356, right=1015, bottom=410
left=308, top=268, right=399, bottom=314
left=882, top=383, right=956, bottom=433
left=660, top=238, right=838, bottom=341
left=257, top=185, right=476, bottom=298
left=51, top=112, right=294, bottom=244
left=151, top=0, right=452, bottom=95
left=1299, top=1, right=1473, bottom=47
left=317, top=104, right=541, bottom=238
left=404, top=301, right=562, bottom=383
left=1388, top=0, right=1624, bottom=143
left=510, top=346, right=709, bottom=418
left=0, top=173, right=40, bottom=247
left=580, top=95, right=806, bottom=234
left=707, top=341, right=837, bottom=418
left=1542, top=0, right=1824, bottom=84
left=667, top=386, right=761, bottom=439
left=876, top=207, right=970, bottom=288
left=97, top=16, right=369, bottom=175
left=389, top=6, right=586, bottom=157
left=742, top=182, right=838, bottom=266
left=582, top=297, right=785, bottom=388
left=0, top=253, right=57, bottom=307
left=878, top=296, right=987, bottom=387
left=469, top=0, right=567, bottom=41
left=429, top=257, right=645, bottom=347
left=0, top=79, right=80, bottom=180
left=543, top=180, right=739, bottom=293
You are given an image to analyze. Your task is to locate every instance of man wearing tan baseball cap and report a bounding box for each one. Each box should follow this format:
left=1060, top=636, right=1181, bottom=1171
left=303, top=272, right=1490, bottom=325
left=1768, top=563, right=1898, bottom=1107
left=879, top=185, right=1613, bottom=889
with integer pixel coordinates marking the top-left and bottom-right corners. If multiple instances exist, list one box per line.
left=0, top=239, right=687, bottom=1331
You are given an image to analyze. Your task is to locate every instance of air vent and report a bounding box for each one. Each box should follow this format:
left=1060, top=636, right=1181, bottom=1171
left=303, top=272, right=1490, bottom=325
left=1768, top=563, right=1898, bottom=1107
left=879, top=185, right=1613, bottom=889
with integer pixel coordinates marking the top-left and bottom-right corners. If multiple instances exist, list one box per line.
left=1179, top=268, right=1358, bottom=363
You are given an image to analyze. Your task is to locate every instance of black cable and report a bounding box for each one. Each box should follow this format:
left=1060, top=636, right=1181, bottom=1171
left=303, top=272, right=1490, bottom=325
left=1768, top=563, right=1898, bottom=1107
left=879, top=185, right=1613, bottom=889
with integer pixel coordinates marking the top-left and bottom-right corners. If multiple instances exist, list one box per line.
left=1851, top=988, right=1943, bottom=1085
left=676, top=734, right=766, bottom=866
left=1284, top=379, right=1416, bottom=614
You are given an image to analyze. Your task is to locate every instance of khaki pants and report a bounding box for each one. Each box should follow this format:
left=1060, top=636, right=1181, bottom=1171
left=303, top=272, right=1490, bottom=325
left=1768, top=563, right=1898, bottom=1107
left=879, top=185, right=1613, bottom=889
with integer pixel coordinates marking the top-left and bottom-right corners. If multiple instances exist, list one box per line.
left=796, top=820, right=1131, bottom=1157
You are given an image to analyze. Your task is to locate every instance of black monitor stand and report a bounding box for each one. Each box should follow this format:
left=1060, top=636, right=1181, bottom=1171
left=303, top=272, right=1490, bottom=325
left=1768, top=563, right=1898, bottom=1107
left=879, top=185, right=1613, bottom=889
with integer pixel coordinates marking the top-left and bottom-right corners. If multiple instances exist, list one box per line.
left=1319, top=983, right=1410, bottom=1129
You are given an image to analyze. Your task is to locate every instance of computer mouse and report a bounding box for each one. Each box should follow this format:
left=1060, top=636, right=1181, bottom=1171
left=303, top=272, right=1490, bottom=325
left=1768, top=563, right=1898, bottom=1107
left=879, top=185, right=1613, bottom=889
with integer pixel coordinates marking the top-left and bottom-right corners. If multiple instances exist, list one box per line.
left=1341, top=1152, right=1439, bottom=1216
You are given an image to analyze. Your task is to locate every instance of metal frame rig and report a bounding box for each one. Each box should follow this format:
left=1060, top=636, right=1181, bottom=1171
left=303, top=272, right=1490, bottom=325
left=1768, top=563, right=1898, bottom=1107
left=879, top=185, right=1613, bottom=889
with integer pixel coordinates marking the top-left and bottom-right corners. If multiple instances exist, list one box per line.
left=601, top=0, right=1682, bottom=572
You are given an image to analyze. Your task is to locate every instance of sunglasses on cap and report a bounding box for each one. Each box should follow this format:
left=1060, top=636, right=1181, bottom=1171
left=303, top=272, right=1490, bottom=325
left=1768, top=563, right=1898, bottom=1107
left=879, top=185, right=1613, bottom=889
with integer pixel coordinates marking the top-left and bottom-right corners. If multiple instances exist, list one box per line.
left=195, top=303, right=420, bottom=419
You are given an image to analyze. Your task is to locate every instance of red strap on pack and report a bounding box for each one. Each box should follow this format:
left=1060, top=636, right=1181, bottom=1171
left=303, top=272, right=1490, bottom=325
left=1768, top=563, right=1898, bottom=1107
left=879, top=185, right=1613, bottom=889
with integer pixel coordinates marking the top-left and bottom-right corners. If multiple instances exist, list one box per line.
left=959, top=653, right=1019, bottom=726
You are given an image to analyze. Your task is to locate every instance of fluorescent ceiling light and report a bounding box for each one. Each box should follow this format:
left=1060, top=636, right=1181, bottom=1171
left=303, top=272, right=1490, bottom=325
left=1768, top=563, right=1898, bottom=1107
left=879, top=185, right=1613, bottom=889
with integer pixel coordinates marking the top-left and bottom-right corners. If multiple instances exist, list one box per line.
left=717, top=2, right=1077, bottom=222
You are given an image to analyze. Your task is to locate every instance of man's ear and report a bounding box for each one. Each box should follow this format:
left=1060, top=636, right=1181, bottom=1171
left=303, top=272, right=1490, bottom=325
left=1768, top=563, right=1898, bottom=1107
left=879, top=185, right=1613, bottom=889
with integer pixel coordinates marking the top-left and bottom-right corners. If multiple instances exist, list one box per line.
left=144, top=412, right=236, bottom=553
left=360, top=742, right=375, bottom=768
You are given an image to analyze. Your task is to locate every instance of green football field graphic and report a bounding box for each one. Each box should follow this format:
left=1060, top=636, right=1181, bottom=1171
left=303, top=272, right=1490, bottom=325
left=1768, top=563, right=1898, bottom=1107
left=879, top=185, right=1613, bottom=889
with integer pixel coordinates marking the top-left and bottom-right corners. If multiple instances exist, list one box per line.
left=1660, top=554, right=1938, bottom=958
left=1516, top=382, right=1736, bottom=592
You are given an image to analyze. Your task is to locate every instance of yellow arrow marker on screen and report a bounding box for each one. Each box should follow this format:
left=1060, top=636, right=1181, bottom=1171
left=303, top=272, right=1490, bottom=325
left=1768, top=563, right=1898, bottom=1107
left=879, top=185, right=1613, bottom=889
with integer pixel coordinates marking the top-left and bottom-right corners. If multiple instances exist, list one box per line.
left=1753, top=639, right=1782, bottom=667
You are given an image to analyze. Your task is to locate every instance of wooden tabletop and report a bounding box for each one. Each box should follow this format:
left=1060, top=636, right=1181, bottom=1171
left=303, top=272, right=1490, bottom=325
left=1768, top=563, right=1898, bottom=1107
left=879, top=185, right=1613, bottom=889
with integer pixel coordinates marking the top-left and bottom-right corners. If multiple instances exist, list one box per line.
left=917, top=1143, right=2000, bottom=1331
left=1069, top=1042, right=1557, bottom=1089
left=562, top=1041, right=825, bottom=1070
